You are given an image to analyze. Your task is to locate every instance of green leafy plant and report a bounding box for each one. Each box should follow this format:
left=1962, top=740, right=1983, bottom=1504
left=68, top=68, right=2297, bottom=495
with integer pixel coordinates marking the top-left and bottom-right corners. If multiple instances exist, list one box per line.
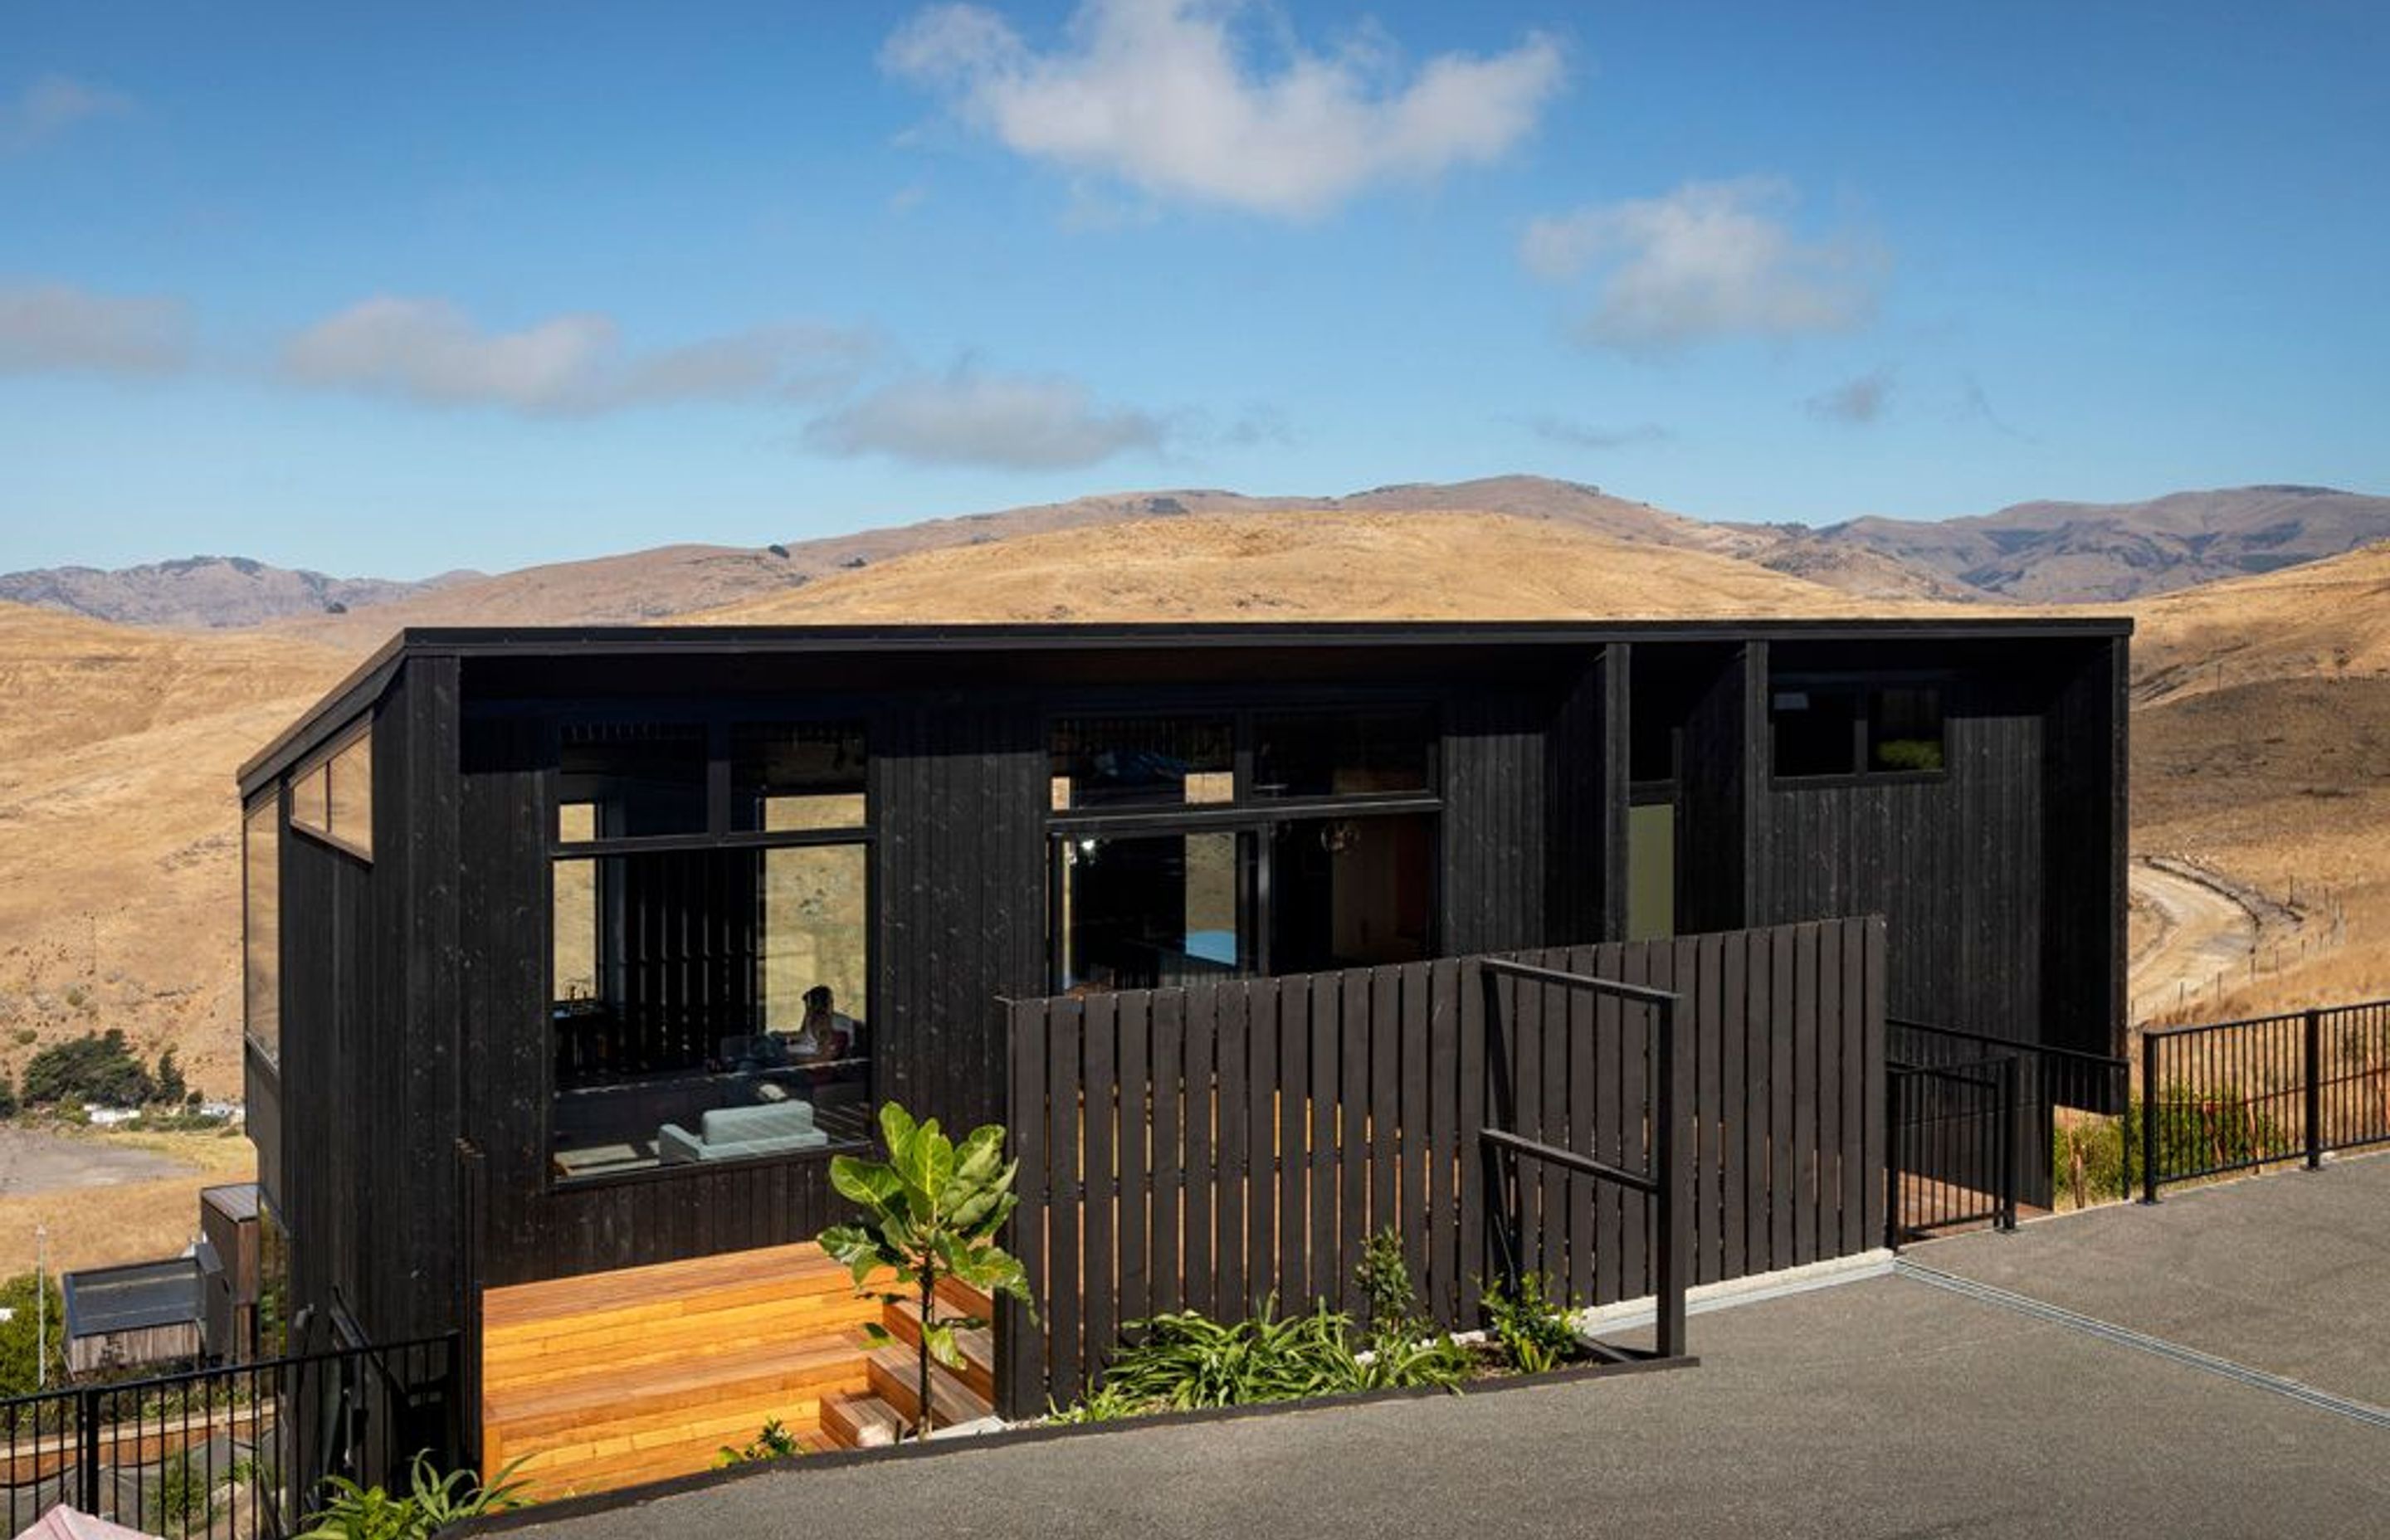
left=716, top=1416, right=804, bottom=1466
left=157, top=1450, right=215, bottom=1536
left=0, top=1271, right=66, bottom=1396
left=818, top=1103, right=1033, bottom=1442
left=1356, top=1228, right=1417, bottom=1344
left=296, top=1453, right=528, bottom=1539
left=21, top=1028, right=155, bottom=1108
left=1480, top=1273, right=1579, bottom=1375
left=1099, top=1299, right=1363, bottom=1410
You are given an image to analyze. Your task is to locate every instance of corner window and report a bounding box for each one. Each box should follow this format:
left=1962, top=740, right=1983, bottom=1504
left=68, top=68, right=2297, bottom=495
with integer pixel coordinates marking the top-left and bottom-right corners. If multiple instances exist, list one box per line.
left=290, top=724, right=373, bottom=858
left=243, top=797, right=280, bottom=1063
left=549, top=717, right=871, bottom=1182
left=1771, top=680, right=1945, bottom=782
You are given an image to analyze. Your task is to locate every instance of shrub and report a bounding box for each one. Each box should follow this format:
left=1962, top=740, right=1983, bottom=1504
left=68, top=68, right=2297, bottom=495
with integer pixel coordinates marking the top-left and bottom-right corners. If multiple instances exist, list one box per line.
left=21, top=1029, right=155, bottom=1108
left=0, top=1073, right=17, bottom=1120
left=1085, top=1295, right=1467, bottom=1419
left=717, top=1417, right=802, bottom=1466
left=158, top=1450, right=215, bottom=1536
left=817, top=1104, right=1033, bottom=1442
left=1356, top=1228, right=1417, bottom=1343
left=156, top=1048, right=188, bottom=1105
left=296, top=1453, right=527, bottom=1539
left=1480, top=1273, right=1578, bottom=1375
left=0, top=1273, right=66, bottom=1395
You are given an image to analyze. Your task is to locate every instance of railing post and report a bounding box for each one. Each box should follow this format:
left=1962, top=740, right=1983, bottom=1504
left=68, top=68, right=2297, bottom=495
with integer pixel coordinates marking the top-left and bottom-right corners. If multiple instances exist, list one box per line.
left=2140, top=1029, right=2160, bottom=1204
left=1884, top=1068, right=1905, bottom=1250
left=76, top=1386, right=100, bottom=1518
left=2304, top=1007, right=2324, bottom=1171
left=1997, top=1055, right=2021, bottom=1231
left=1653, top=997, right=1689, bottom=1360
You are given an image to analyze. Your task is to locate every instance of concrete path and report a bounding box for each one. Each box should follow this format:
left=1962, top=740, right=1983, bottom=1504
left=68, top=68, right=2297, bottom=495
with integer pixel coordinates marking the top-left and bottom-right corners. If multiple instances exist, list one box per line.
left=488, top=1157, right=2390, bottom=1540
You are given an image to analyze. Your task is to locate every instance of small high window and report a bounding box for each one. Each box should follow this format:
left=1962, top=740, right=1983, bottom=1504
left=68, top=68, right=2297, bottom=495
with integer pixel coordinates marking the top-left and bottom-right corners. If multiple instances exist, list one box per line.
left=1771, top=681, right=1945, bottom=781
left=1252, top=707, right=1433, bottom=799
left=291, top=724, right=373, bottom=857
left=733, top=721, right=867, bottom=832
left=558, top=723, right=708, bottom=841
left=1050, top=716, right=1234, bottom=811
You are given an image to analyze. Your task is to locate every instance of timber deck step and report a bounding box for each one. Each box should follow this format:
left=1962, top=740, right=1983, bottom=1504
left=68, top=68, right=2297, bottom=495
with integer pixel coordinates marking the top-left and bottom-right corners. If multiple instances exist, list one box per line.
left=880, top=1299, right=996, bottom=1402
left=865, top=1344, right=994, bottom=1429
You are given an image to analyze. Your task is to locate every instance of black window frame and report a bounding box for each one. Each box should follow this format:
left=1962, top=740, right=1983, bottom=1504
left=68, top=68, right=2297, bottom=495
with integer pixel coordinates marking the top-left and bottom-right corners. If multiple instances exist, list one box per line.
left=538, top=702, right=877, bottom=1192
left=1041, top=692, right=1445, bottom=988
left=1768, top=672, right=1953, bottom=787
left=287, top=716, right=376, bottom=864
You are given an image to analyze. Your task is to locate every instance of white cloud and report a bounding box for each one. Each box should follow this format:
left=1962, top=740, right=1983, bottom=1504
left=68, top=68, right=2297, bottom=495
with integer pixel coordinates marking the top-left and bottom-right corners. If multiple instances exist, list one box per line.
left=804, top=364, right=1166, bottom=468
left=884, top=0, right=1564, bottom=217
left=0, top=282, right=189, bottom=374
left=280, top=297, right=876, bottom=416
left=1523, top=178, right=1883, bottom=352
left=2, top=75, right=134, bottom=154
left=1806, top=368, right=1894, bottom=425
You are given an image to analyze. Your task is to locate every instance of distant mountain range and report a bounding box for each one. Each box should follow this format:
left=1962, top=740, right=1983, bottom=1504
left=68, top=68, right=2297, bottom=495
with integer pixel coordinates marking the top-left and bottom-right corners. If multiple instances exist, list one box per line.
left=7, top=479, right=2385, bottom=631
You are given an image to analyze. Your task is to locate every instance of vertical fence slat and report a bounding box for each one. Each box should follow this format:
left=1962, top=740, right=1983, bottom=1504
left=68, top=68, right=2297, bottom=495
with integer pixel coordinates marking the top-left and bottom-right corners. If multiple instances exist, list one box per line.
left=1003, top=1000, right=1048, bottom=1419
left=1861, top=920, right=1888, bottom=1246
left=1082, top=992, right=1119, bottom=1376
left=1695, top=930, right=1724, bottom=1287
left=1841, top=920, right=1871, bottom=1250
left=1117, top=992, right=1151, bottom=1330
left=1046, top=997, right=1084, bottom=1401
left=1457, top=957, right=1488, bottom=1324
left=1619, top=942, right=1649, bottom=1299
left=1368, top=966, right=1402, bottom=1279
left=1817, top=922, right=1845, bottom=1260
left=1246, top=980, right=1280, bottom=1318
left=1277, top=977, right=1310, bottom=1308
left=1151, top=989, right=1184, bottom=1318
left=1427, top=958, right=1461, bottom=1326
left=1341, top=969, right=1373, bottom=1319
left=1538, top=967, right=1568, bottom=1297
left=1594, top=941, right=1626, bottom=1304
left=1310, top=972, right=1341, bottom=1309
left=1214, top=982, right=1248, bottom=1318
left=1400, top=961, right=1433, bottom=1308
left=1565, top=943, right=1597, bottom=1306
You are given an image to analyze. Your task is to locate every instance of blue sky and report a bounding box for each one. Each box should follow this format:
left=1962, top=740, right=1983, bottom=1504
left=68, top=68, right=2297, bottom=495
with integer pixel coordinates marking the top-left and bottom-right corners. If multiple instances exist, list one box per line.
left=3, top=1, right=2386, bottom=578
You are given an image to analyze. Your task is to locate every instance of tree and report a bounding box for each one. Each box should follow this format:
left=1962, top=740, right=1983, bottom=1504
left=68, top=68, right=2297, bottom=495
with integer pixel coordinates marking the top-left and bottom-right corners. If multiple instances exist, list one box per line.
left=817, top=1103, right=1032, bottom=1441
left=155, top=1047, right=188, bottom=1106
left=21, top=1029, right=154, bottom=1108
left=0, top=1271, right=66, bottom=1396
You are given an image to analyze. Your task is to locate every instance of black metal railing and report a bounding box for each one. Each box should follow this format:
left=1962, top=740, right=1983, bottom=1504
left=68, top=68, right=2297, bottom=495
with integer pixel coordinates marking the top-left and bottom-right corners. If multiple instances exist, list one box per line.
left=2142, top=997, right=2390, bottom=1199
left=1885, top=1020, right=2133, bottom=1240
left=1480, top=955, right=1689, bottom=1362
left=0, top=1333, right=460, bottom=1539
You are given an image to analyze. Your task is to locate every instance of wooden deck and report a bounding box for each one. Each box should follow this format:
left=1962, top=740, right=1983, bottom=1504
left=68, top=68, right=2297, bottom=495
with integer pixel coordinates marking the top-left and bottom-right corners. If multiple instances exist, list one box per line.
left=480, top=1240, right=887, bottom=1498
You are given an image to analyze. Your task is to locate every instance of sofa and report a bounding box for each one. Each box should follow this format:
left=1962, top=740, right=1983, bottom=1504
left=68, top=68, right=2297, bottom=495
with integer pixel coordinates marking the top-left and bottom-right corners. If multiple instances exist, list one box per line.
left=657, top=1099, right=828, bottom=1164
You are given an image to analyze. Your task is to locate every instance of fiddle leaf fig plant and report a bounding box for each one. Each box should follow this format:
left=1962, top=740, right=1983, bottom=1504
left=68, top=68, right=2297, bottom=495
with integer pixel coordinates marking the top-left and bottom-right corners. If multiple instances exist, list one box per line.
left=818, top=1102, right=1034, bottom=1440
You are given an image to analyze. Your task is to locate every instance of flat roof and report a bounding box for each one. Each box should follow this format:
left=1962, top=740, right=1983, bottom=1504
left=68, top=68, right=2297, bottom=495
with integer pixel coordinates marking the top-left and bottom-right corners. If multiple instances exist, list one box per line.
left=239, top=616, right=2134, bottom=792
left=61, top=1258, right=201, bottom=1339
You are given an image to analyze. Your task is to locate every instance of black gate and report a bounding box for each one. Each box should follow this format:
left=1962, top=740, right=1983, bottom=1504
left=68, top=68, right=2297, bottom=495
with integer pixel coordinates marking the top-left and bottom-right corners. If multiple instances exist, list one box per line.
left=1886, top=1056, right=2017, bottom=1241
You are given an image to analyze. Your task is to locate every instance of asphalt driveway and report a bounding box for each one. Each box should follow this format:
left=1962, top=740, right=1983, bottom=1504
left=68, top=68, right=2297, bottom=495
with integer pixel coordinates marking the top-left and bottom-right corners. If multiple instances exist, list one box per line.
left=480, top=1157, right=2390, bottom=1540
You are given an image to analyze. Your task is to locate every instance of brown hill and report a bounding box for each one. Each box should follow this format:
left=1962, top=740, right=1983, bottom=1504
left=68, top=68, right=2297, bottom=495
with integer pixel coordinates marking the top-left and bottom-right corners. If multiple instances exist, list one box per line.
left=0, top=602, right=352, bottom=1097
left=1821, top=485, right=2390, bottom=602
left=690, top=509, right=1958, bottom=625
left=0, top=555, right=471, bottom=629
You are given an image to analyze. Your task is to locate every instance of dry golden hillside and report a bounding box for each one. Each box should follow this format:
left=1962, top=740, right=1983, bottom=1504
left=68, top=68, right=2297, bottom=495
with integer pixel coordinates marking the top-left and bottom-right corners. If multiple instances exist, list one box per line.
left=0, top=602, right=354, bottom=1097
left=2127, top=540, right=2390, bottom=1016
left=693, top=509, right=1962, bottom=624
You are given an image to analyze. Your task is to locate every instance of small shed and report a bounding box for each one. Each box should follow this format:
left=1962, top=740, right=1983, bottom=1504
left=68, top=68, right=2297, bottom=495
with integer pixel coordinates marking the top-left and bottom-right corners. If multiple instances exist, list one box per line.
left=198, top=1183, right=262, bottom=1362
left=59, top=1259, right=202, bottom=1377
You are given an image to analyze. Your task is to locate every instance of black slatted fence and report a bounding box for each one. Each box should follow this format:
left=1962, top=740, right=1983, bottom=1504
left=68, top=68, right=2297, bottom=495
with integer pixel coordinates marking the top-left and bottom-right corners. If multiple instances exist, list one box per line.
left=997, top=916, right=1886, bottom=1414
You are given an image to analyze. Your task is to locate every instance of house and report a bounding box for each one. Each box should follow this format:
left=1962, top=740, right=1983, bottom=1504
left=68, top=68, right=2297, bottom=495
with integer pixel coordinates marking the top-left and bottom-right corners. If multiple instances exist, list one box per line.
left=58, top=1260, right=202, bottom=1378
left=235, top=618, right=2128, bottom=1490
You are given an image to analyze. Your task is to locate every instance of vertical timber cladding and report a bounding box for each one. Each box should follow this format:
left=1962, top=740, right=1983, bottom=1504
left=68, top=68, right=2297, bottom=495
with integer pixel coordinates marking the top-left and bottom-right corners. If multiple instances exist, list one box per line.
left=999, top=917, right=1887, bottom=1415
left=2038, top=636, right=2129, bottom=1064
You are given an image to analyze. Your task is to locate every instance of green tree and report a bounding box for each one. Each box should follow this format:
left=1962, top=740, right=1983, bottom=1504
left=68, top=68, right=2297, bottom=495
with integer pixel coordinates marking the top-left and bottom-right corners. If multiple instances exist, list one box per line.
left=155, top=1047, right=188, bottom=1106
left=0, top=1271, right=67, bottom=1396
left=817, top=1103, right=1032, bottom=1441
left=21, top=1029, right=155, bottom=1108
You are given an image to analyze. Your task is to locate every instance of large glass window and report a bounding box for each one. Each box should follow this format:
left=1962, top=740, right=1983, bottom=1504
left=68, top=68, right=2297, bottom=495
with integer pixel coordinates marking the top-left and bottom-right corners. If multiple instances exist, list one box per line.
left=1253, top=707, right=1432, bottom=798
left=550, top=718, right=870, bottom=1182
left=243, top=797, right=279, bottom=1063
left=1046, top=704, right=1440, bottom=987
left=1267, top=814, right=1434, bottom=972
left=1870, top=687, right=1946, bottom=772
left=1053, top=831, right=1252, bottom=992
left=1051, top=716, right=1233, bottom=811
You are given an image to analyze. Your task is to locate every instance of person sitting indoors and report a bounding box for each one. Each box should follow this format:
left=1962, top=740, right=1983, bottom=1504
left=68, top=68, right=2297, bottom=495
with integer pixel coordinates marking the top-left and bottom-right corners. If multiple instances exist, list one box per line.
left=788, top=984, right=856, bottom=1065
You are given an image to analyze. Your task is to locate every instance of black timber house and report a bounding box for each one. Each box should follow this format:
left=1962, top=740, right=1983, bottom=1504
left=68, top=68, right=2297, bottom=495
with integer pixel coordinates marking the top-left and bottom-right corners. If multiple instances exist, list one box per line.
left=235, top=618, right=2129, bottom=1372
